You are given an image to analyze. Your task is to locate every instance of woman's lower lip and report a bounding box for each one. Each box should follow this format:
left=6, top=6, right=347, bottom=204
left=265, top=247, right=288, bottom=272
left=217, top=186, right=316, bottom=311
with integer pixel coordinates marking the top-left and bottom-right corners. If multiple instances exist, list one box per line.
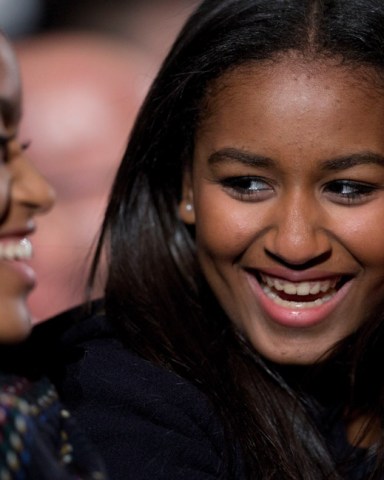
left=0, top=260, right=36, bottom=290
left=246, top=272, right=352, bottom=328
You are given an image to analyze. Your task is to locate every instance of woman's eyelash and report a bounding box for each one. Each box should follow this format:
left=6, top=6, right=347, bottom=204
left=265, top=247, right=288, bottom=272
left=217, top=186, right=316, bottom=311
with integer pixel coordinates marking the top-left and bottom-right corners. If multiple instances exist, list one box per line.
left=219, top=177, right=381, bottom=204
left=221, top=176, right=271, bottom=190
left=324, top=180, right=380, bottom=203
left=220, top=176, right=273, bottom=200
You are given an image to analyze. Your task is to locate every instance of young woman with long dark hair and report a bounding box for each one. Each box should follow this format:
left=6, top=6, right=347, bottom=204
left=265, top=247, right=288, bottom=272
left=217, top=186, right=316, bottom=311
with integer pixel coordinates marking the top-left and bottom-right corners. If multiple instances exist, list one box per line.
left=36, top=0, right=384, bottom=478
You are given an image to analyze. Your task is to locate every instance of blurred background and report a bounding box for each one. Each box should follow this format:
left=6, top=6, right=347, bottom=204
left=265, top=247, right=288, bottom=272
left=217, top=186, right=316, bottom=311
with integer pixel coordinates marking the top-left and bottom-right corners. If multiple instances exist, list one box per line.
left=0, top=0, right=200, bottom=322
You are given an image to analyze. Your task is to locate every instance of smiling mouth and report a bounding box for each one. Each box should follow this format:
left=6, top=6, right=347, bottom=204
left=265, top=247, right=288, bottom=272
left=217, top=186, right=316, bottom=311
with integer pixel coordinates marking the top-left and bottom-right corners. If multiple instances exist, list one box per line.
left=256, top=272, right=351, bottom=309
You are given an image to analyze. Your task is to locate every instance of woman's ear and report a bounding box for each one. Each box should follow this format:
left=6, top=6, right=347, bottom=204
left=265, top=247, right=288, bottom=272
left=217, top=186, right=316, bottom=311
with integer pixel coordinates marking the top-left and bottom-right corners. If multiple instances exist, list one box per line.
left=178, top=170, right=195, bottom=224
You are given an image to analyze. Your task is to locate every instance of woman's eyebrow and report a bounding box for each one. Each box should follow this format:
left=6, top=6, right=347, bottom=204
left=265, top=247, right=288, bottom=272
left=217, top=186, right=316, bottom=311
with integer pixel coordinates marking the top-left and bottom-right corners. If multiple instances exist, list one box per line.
left=208, top=148, right=276, bottom=168
left=208, top=149, right=384, bottom=171
left=321, top=152, right=384, bottom=171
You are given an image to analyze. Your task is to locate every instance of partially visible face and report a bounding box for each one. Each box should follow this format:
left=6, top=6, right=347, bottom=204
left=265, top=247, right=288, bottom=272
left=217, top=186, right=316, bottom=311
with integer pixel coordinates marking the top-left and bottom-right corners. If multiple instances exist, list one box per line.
left=0, top=34, right=54, bottom=343
left=17, top=34, right=154, bottom=321
left=180, top=58, right=384, bottom=364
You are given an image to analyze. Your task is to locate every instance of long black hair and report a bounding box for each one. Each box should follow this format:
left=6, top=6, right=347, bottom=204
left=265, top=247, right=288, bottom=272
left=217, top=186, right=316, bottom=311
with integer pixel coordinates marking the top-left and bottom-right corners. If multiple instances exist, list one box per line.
left=90, top=1, right=384, bottom=478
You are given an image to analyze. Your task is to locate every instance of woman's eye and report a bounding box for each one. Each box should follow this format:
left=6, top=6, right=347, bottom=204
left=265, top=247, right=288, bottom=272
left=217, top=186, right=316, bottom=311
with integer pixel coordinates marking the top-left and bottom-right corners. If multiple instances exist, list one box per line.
left=324, top=180, right=379, bottom=205
left=221, top=176, right=273, bottom=201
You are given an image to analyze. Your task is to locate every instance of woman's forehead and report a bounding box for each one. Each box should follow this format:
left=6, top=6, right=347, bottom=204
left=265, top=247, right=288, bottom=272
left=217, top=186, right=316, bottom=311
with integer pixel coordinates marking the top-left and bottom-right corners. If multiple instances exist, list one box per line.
left=199, top=57, right=383, bottom=124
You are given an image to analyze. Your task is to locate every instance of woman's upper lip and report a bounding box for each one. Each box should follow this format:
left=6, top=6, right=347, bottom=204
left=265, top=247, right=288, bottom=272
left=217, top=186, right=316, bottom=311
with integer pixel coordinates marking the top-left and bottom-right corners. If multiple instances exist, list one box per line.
left=0, top=225, right=36, bottom=240
left=245, top=266, right=356, bottom=282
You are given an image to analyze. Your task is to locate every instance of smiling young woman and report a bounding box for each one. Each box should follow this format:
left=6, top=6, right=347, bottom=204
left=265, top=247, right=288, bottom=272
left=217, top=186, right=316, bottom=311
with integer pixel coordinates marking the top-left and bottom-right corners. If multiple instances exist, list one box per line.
left=0, top=32, right=107, bottom=479
left=33, top=0, right=384, bottom=479
left=0, top=33, right=54, bottom=342
left=180, top=59, right=384, bottom=366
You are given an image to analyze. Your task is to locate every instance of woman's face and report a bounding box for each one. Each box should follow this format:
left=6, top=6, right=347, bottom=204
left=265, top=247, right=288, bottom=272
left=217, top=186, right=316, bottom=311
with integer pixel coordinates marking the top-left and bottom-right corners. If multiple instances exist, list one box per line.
left=180, top=58, right=384, bottom=364
left=0, top=34, right=54, bottom=342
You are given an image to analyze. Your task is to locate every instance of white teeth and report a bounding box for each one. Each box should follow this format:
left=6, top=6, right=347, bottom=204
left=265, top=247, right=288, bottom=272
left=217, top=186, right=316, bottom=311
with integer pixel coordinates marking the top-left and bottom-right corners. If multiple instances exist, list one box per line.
left=283, top=283, right=297, bottom=295
left=260, top=274, right=336, bottom=296
left=0, top=238, right=33, bottom=261
left=262, top=285, right=335, bottom=309
left=320, top=281, right=331, bottom=292
left=274, top=279, right=285, bottom=291
left=297, top=282, right=310, bottom=296
left=309, top=283, right=321, bottom=295
left=260, top=273, right=338, bottom=308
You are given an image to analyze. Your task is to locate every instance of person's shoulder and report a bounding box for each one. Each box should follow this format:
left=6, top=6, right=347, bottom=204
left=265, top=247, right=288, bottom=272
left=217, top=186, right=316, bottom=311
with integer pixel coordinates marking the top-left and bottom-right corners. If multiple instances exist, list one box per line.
left=57, top=303, right=220, bottom=427
left=21, top=303, right=228, bottom=447
left=37, top=301, right=219, bottom=425
left=50, top=303, right=236, bottom=479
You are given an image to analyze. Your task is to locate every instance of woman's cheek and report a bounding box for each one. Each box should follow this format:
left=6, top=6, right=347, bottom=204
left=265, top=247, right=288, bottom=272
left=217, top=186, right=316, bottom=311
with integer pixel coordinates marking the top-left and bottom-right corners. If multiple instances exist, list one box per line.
left=331, top=205, right=384, bottom=267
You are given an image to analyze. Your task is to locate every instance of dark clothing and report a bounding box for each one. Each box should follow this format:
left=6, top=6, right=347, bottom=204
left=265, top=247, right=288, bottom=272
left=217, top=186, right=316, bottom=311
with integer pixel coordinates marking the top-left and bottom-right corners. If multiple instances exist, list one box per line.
left=0, top=371, right=107, bottom=480
left=27, top=302, right=377, bottom=480
left=29, top=303, right=244, bottom=480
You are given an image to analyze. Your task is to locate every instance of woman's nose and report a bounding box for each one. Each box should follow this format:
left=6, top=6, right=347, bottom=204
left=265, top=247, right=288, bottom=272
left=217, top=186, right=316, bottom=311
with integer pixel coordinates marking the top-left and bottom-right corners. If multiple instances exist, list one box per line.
left=11, top=156, right=55, bottom=215
left=263, top=193, right=332, bottom=267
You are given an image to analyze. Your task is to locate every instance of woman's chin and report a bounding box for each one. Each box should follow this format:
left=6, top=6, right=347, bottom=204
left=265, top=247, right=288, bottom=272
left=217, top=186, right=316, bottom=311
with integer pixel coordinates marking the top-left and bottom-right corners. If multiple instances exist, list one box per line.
left=0, top=300, right=32, bottom=344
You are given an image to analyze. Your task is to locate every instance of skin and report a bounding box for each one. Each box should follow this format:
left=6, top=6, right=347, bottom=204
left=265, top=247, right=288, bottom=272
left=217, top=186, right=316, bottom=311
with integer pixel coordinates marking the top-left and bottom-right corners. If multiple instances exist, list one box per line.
left=180, top=57, right=384, bottom=366
left=0, top=33, right=54, bottom=343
